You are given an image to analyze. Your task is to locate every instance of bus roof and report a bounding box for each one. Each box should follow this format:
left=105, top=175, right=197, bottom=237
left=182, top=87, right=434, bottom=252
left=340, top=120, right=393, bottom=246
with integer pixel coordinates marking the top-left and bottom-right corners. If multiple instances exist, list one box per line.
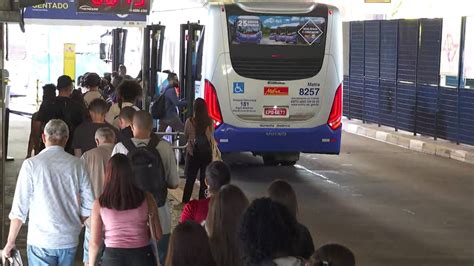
left=201, top=0, right=340, bottom=11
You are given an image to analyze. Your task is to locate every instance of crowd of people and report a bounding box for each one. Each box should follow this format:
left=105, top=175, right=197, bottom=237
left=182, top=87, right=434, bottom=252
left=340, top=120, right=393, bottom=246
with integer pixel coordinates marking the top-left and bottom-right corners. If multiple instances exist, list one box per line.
left=3, top=68, right=355, bottom=266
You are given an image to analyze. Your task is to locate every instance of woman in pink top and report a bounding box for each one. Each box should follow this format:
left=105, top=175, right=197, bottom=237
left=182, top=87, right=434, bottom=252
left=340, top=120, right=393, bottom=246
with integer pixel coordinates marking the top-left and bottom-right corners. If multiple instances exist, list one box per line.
left=89, top=154, right=162, bottom=266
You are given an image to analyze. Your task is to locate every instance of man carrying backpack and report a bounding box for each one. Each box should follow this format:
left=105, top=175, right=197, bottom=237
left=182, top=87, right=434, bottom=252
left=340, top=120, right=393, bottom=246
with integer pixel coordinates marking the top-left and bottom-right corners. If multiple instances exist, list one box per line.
left=36, top=75, right=87, bottom=155
left=111, top=111, right=178, bottom=265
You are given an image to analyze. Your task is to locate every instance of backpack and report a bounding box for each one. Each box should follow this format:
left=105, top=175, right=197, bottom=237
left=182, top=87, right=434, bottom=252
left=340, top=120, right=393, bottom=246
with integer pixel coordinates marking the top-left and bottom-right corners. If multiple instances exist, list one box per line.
left=151, top=89, right=168, bottom=119
left=192, top=123, right=212, bottom=156
left=122, top=136, right=168, bottom=207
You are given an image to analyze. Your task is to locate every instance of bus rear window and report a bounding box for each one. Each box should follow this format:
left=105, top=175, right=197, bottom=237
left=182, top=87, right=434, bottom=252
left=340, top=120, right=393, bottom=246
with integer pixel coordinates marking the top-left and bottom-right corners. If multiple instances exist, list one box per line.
left=225, top=4, right=329, bottom=80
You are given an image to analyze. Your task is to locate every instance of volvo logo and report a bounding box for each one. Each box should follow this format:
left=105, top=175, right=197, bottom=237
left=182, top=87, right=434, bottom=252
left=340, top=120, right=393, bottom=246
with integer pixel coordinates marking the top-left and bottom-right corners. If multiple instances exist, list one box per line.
left=265, top=132, right=287, bottom=137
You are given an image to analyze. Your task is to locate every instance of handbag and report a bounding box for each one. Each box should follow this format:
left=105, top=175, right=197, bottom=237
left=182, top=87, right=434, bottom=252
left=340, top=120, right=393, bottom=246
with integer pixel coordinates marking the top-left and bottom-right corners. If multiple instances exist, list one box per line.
left=145, top=193, right=162, bottom=266
left=206, top=126, right=222, bottom=162
left=211, top=137, right=222, bottom=162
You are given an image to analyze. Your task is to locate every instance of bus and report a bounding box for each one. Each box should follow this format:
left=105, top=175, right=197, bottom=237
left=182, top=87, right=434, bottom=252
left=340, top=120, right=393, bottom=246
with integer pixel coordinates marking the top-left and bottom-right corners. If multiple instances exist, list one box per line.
left=191, top=1, right=342, bottom=165
left=200, top=1, right=341, bottom=165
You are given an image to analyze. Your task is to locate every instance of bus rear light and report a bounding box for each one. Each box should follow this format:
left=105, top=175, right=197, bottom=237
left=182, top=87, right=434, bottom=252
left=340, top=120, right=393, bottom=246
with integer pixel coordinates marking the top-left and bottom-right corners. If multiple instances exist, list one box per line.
left=204, top=79, right=223, bottom=128
left=328, top=83, right=342, bottom=130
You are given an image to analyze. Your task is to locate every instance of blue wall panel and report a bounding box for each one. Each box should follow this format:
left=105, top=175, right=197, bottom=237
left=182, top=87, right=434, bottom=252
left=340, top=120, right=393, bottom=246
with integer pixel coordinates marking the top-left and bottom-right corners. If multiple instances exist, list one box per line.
left=347, top=19, right=474, bottom=146
left=417, top=19, right=442, bottom=85
left=416, top=85, right=438, bottom=136
left=343, top=76, right=350, bottom=117
left=397, top=20, right=418, bottom=82
left=396, top=82, right=416, bottom=132
left=364, top=78, right=379, bottom=123
left=379, top=80, right=396, bottom=127
left=349, top=77, right=364, bottom=119
left=380, top=20, right=398, bottom=81
left=438, top=87, right=458, bottom=141
left=459, top=89, right=474, bottom=145
left=364, top=21, right=380, bottom=79
left=350, top=22, right=365, bottom=77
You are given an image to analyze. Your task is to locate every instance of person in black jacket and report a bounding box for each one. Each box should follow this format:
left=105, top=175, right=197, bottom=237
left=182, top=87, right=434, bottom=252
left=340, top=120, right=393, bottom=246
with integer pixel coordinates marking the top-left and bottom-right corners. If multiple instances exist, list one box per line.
left=267, top=180, right=315, bottom=259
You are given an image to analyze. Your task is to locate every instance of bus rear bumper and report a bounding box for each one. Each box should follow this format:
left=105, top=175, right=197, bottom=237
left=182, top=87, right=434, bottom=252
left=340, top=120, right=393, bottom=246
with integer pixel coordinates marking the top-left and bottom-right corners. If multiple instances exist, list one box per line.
left=214, top=123, right=341, bottom=154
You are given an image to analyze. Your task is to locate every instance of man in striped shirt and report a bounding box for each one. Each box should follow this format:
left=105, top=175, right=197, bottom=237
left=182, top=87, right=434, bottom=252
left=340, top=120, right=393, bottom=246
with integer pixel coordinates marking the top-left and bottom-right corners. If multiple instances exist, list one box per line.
left=2, top=119, right=94, bottom=266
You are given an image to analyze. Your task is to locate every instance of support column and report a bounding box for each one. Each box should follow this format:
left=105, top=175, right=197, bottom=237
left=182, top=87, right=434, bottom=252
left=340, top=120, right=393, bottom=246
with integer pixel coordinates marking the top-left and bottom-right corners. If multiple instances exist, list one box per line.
left=0, top=22, right=6, bottom=244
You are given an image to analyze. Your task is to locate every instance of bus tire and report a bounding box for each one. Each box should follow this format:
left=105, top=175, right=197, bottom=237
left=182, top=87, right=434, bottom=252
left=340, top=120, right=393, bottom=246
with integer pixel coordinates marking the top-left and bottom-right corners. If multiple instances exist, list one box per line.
left=263, top=156, right=278, bottom=166
left=281, top=161, right=297, bottom=166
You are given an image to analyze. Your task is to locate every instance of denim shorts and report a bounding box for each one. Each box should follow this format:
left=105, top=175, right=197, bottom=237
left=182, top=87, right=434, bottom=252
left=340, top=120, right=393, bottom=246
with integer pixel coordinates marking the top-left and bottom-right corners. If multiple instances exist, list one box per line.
left=27, top=245, right=77, bottom=266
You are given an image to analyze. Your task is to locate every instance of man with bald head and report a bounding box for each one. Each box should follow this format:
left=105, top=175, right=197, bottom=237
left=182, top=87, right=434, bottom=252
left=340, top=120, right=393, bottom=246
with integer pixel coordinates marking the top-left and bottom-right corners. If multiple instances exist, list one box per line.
left=81, top=127, right=116, bottom=265
left=112, top=110, right=178, bottom=264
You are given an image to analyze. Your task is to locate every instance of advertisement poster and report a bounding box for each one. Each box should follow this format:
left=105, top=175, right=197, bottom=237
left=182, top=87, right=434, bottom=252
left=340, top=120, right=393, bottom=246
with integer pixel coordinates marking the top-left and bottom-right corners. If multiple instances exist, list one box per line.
left=228, top=15, right=325, bottom=46
left=76, top=0, right=150, bottom=14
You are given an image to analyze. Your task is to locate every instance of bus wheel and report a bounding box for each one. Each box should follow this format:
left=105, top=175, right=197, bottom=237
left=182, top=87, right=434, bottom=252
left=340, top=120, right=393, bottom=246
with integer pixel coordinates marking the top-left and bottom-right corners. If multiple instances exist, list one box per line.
left=281, top=161, right=297, bottom=166
left=263, top=156, right=278, bottom=166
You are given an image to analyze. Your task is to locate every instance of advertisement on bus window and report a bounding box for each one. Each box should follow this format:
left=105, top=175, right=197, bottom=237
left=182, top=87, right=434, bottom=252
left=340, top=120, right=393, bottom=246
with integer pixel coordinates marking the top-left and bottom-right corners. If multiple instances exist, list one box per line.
left=228, top=15, right=325, bottom=46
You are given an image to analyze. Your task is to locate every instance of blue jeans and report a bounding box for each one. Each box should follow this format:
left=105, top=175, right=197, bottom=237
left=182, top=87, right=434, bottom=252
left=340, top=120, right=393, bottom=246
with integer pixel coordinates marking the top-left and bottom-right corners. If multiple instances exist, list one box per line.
left=157, top=234, right=170, bottom=265
left=27, top=245, right=77, bottom=266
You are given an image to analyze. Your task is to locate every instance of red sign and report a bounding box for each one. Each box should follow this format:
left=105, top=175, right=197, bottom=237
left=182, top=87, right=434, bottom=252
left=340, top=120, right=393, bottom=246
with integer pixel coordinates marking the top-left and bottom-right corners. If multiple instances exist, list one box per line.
left=263, top=107, right=289, bottom=118
left=264, top=87, right=289, bottom=96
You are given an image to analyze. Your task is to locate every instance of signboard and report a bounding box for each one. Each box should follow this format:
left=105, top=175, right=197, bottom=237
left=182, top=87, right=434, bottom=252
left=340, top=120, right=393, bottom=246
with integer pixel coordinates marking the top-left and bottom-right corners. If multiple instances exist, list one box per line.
left=228, top=15, right=325, bottom=46
left=24, top=0, right=146, bottom=26
left=77, top=0, right=150, bottom=15
left=63, top=43, right=76, bottom=79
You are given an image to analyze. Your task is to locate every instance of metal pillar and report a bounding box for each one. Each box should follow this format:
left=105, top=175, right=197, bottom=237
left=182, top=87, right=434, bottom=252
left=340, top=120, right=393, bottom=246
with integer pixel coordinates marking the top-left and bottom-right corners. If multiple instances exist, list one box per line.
left=112, top=28, right=127, bottom=72
left=179, top=22, right=203, bottom=121
left=0, top=22, right=6, bottom=245
left=142, top=24, right=165, bottom=110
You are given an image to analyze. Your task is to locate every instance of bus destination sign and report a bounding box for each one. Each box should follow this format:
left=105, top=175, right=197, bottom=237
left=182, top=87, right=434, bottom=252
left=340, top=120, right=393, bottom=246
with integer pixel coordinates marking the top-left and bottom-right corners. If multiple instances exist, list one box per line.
left=77, top=0, right=150, bottom=14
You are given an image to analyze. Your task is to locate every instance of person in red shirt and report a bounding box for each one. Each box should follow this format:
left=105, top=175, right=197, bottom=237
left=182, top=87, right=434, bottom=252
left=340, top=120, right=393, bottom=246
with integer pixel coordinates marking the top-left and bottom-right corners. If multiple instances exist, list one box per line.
left=179, top=161, right=231, bottom=224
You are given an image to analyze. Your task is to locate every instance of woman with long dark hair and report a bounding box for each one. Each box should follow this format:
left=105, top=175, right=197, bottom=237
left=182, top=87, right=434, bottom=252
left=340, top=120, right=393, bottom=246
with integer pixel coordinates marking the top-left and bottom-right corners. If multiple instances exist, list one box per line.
left=206, top=184, right=249, bottom=266
left=165, top=221, right=216, bottom=266
left=182, top=98, right=213, bottom=203
left=268, top=180, right=315, bottom=259
left=89, top=154, right=162, bottom=266
left=239, top=198, right=304, bottom=266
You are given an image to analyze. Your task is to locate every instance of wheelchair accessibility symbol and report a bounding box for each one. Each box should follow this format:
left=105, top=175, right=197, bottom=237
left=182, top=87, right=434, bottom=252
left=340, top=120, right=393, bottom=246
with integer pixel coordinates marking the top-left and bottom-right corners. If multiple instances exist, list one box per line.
left=233, top=82, right=245, bottom=94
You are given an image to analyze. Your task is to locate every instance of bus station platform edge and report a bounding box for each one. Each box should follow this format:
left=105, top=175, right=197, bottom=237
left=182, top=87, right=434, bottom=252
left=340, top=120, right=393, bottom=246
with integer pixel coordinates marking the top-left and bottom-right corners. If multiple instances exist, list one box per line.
left=342, top=117, right=474, bottom=165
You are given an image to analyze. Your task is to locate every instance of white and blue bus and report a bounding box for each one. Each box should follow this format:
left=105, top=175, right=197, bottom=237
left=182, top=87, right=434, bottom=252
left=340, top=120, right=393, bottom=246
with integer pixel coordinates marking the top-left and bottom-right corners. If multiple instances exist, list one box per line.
left=154, top=1, right=342, bottom=165
left=198, top=1, right=342, bottom=165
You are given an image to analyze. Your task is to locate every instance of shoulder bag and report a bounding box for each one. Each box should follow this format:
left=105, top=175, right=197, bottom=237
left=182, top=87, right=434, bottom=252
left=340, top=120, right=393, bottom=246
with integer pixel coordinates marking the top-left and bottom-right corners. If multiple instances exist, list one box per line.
left=145, top=193, right=163, bottom=266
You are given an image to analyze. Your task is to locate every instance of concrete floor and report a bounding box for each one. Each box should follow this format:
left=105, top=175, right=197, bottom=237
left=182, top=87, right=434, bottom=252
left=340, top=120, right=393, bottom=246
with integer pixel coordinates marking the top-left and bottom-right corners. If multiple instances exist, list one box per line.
left=3, top=114, right=474, bottom=265
left=223, top=133, right=474, bottom=266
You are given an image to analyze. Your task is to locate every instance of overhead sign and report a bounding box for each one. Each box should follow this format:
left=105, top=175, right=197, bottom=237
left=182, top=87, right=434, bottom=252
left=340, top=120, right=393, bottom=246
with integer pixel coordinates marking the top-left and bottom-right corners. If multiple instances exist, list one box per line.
left=24, top=0, right=146, bottom=26
left=63, top=43, right=76, bottom=79
left=76, top=0, right=150, bottom=15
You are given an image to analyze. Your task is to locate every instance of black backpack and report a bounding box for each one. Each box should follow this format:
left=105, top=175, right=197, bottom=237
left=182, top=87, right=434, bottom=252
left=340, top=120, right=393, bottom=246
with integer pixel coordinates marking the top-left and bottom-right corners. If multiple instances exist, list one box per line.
left=123, top=136, right=168, bottom=207
left=151, top=92, right=167, bottom=119
left=193, top=124, right=212, bottom=157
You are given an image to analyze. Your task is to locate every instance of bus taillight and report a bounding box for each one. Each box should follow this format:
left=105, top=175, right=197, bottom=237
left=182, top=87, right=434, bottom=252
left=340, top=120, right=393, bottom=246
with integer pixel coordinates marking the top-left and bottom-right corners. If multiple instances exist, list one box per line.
left=328, top=83, right=342, bottom=130
left=204, top=79, right=223, bottom=128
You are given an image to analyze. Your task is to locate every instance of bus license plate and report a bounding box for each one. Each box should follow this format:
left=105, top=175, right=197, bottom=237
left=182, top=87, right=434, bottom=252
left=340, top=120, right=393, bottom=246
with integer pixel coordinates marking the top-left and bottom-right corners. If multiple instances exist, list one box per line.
left=263, top=106, right=289, bottom=118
